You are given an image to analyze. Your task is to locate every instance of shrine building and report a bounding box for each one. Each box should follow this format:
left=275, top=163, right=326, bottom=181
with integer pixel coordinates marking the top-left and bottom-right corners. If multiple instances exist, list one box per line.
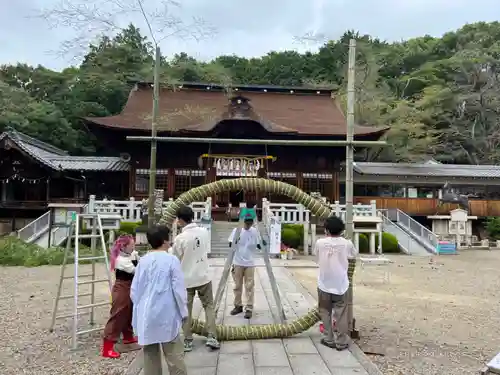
left=84, top=81, right=388, bottom=211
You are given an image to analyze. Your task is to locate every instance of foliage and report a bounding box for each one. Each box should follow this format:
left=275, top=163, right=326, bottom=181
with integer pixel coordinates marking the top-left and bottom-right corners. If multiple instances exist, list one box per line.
left=2, top=22, right=500, bottom=163
left=281, top=228, right=301, bottom=249
left=117, top=221, right=140, bottom=236
left=485, top=217, right=500, bottom=240
left=377, top=232, right=400, bottom=253
left=0, top=236, right=94, bottom=267
left=358, top=233, right=369, bottom=253
left=358, top=232, right=400, bottom=253
left=282, top=224, right=304, bottom=248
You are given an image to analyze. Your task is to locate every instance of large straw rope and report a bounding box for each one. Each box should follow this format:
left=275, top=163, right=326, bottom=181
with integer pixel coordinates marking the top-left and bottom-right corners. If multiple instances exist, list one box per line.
left=161, top=178, right=356, bottom=340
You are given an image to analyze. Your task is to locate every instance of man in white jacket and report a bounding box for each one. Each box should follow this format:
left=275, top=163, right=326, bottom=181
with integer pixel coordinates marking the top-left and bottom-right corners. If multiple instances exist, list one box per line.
left=171, top=205, right=220, bottom=352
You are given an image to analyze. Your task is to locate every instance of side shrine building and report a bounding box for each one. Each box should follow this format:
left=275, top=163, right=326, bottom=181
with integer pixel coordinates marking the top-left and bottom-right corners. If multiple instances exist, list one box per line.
left=84, top=81, right=387, bottom=208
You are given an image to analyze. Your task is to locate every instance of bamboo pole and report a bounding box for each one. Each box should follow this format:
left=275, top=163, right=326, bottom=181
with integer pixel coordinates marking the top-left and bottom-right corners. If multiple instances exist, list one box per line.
left=345, top=38, right=357, bottom=337
left=345, top=40, right=356, bottom=244
left=147, top=46, right=161, bottom=227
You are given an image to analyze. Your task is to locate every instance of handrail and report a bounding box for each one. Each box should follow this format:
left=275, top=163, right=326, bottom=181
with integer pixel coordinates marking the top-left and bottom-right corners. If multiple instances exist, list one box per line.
left=391, top=208, right=438, bottom=251
left=50, top=226, right=69, bottom=247
left=17, top=211, right=51, bottom=242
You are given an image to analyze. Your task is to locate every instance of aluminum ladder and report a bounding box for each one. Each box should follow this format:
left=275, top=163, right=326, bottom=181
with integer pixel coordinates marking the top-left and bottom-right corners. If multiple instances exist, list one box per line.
left=49, top=213, right=113, bottom=350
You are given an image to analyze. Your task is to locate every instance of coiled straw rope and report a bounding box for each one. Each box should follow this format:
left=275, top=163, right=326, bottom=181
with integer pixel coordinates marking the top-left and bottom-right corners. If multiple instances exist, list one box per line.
left=161, top=178, right=356, bottom=340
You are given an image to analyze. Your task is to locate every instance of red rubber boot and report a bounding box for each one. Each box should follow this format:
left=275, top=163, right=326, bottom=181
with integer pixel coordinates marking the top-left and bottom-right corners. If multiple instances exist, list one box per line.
left=101, top=339, right=120, bottom=358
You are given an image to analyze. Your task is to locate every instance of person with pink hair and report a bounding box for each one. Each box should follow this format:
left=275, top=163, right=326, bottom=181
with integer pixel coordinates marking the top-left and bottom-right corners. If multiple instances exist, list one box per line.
left=102, top=234, right=140, bottom=358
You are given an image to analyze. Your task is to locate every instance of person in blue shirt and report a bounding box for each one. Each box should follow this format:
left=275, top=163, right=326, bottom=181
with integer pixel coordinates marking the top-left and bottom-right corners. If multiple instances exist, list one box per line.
left=131, top=225, right=188, bottom=375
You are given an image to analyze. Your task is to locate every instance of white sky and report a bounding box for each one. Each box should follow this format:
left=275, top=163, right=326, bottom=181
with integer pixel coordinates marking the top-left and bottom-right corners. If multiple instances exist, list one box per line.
left=0, top=0, right=498, bottom=71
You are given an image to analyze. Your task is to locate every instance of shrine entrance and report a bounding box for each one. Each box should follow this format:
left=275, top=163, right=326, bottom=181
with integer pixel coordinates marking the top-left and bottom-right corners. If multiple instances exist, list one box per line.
left=229, top=189, right=245, bottom=206
left=203, top=154, right=273, bottom=220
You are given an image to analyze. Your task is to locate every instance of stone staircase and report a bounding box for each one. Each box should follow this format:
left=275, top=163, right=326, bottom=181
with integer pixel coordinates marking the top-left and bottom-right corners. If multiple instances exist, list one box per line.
left=210, top=221, right=234, bottom=257
left=209, top=221, right=269, bottom=258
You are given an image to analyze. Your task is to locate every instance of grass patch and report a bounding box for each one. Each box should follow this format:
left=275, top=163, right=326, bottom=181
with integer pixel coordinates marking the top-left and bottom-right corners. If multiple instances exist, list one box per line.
left=0, top=236, right=97, bottom=267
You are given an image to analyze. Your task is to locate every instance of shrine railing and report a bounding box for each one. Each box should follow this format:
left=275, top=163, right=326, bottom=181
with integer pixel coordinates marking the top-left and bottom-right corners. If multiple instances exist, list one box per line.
left=263, top=200, right=377, bottom=223
left=329, top=200, right=378, bottom=220
left=262, top=198, right=378, bottom=255
left=87, top=195, right=209, bottom=223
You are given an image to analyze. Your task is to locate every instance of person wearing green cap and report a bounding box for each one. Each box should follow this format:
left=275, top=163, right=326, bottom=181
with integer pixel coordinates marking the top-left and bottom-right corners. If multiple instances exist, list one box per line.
left=239, top=206, right=257, bottom=222
left=227, top=210, right=261, bottom=319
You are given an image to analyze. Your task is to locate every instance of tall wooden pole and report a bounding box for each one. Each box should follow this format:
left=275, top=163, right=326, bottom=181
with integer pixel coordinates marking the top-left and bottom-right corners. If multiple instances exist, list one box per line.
left=147, top=46, right=161, bottom=227
left=346, top=38, right=357, bottom=336
left=345, top=39, right=356, bottom=240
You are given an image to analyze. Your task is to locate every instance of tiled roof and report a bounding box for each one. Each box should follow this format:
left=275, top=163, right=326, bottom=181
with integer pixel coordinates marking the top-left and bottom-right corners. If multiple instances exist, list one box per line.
left=354, top=162, right=500, bottom=178
left=0, top=130, right=129, bottom=172
left=48, top=156, right=129, bottom=171
left=85, top=82, right=388, bottom=137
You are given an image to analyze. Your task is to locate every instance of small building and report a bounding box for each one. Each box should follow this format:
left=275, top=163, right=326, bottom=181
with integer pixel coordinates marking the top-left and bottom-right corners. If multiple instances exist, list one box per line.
left=0, top=130, right=129, bottom=232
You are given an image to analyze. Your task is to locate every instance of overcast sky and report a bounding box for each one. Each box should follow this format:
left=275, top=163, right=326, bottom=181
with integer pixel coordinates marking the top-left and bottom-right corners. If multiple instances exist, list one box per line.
left=1, top=0, right=499, bottom=71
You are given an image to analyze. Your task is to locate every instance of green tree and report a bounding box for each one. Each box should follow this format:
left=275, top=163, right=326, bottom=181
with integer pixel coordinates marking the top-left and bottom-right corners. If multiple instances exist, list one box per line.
left=0, top=81, right=80, bottom=151
left=4, top=19, right=500, bottom=165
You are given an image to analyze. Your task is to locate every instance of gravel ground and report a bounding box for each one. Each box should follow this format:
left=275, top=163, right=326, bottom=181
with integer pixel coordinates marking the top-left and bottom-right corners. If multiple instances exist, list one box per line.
left=4, top=252, right=500, bottom=375
left=289, top=251, right=500, bottom=375
left=0, top=263, right=135, bottom=375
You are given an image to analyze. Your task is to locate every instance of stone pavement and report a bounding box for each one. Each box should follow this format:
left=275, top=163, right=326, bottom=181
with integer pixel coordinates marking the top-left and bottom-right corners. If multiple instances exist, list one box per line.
left=127, top=259, right=381, bottom=375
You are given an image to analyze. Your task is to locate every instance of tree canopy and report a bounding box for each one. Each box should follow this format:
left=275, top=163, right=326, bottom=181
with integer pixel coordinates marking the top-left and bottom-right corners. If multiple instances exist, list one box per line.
left=2, top=22, right=500, bottom=164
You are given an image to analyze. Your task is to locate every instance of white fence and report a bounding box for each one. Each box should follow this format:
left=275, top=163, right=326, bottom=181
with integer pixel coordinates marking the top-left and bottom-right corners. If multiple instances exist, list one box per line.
left=86, top=195, right=379, bottom=255
left=87, top=195, right=210, bottom=223
left=261, top=198, right=379, bottom=255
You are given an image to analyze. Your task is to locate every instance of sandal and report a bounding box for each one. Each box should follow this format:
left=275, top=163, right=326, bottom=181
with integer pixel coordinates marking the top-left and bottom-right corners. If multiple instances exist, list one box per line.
left=335, top=343, right=349, bottom=351
left=320, top=338, right=336, bottom=349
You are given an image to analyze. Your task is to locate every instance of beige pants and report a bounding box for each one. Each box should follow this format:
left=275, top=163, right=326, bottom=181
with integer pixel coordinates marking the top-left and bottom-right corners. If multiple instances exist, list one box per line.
left=232, top=265, right=255, bottom=311
left=143, top=335, right=187, bottom=375
left=183, top=281, right=217, bottom=340
left=317, top=288, right=349, bottom=346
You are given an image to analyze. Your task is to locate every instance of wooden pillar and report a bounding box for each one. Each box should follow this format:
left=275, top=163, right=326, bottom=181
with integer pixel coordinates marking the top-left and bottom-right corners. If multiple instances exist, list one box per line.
left=333, top=171, right=340, bottom=202
left=167, top=168, right=175, bottom=198
left=207, top=163, right=217, bottom=204
left=297, top=171, right=304, bottom=191
left=257, top=166, right=268, bottom=203
left=46, top=177, right=51, bottom=202
left=207, top=163, right=216, bottom=183
left=128, top=166, right=135, bottom=197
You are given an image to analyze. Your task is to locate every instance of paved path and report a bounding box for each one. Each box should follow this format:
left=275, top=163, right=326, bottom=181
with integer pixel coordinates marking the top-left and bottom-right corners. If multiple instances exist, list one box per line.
left=127, top=260, right=381, bottom=375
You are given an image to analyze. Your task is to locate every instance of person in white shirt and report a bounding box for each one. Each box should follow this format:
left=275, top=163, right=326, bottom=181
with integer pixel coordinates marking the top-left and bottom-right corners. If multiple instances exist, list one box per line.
left=314, top=215, right=358, bottom=351
left=228, top=214, right=262, bottom=319
left=171, top=205, right=220, bottom=352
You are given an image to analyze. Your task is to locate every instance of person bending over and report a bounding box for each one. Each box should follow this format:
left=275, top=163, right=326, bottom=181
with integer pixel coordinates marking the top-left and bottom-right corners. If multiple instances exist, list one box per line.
left=171, top=205, right=220, bottom=352
left=102, top=235, right=139, bottom=358
left=228, top=214, right=261, bottom=319
left=131, top=225, right=188, bottom=375
left=314, top=216, right=358, bottom=351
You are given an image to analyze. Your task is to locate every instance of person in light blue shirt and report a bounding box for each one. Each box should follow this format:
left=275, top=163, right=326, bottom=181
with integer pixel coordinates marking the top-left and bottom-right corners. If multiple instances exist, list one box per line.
left=131, top=225, right=188, bottom=375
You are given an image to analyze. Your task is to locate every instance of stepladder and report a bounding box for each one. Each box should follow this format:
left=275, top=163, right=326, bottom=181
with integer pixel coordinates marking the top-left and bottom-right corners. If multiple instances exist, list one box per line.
left=49, top=213, right=113, bottom=350
left=212, top=218, right=287, bottom=323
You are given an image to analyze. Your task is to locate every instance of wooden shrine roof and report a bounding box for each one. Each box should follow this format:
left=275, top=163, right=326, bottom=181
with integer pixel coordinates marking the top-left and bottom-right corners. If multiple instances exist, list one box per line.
left=84, top=82, right=389, bottom=137
left=0, top=130, right=129, bottom=172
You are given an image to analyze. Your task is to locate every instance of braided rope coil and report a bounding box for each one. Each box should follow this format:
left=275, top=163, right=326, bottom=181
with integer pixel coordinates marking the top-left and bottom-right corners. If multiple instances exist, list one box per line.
left=161, top=178, right=356, bottom=340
